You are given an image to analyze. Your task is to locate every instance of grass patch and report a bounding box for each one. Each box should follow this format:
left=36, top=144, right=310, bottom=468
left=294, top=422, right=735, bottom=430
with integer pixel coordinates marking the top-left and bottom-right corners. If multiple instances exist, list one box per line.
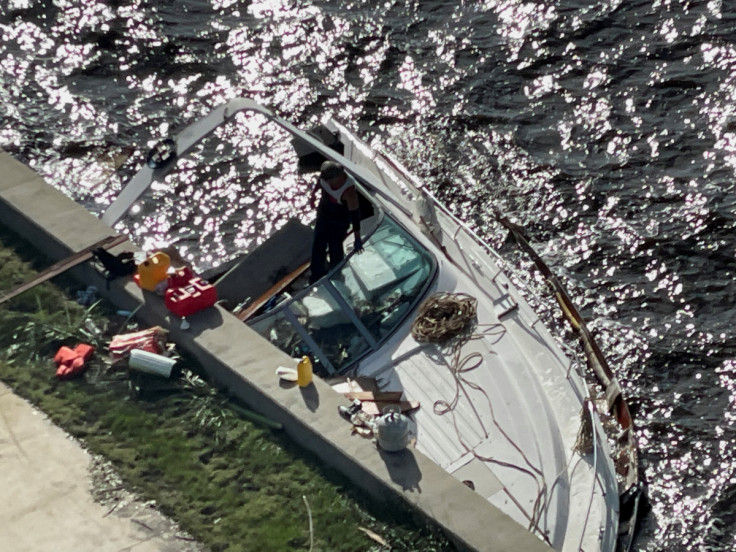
left=0, top=223, right=452, bottom=552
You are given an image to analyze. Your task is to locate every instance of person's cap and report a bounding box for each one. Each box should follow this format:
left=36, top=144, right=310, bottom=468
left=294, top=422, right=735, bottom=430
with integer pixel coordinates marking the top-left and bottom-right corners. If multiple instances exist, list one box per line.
left=320, top=161, right=344, bottom=180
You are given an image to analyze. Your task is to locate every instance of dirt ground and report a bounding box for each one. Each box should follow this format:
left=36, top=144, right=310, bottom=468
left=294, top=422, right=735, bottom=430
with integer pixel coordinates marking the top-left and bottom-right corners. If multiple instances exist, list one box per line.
left=0, top=382, right=204, bottom=552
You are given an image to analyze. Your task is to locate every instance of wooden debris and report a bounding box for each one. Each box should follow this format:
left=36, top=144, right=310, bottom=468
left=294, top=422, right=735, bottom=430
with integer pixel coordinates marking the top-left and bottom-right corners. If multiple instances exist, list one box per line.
left=358, top=526, right=390, bottom=548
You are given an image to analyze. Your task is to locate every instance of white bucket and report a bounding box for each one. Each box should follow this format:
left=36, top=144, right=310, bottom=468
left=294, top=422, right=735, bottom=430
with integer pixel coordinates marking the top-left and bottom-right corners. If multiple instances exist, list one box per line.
left=128, top=349, right=176, bottom=378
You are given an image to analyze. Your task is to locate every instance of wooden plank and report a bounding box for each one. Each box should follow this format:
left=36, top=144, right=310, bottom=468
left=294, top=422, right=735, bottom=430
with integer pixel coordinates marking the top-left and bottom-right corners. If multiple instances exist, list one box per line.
left=0, top=234, right=127, bottom=306
left=236, top=261, right=310, bottom=321
left=216, top=219, right=312, bottom=309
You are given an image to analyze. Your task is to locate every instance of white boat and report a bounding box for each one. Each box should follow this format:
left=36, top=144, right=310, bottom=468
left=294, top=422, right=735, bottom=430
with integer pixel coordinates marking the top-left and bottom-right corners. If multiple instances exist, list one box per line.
left=103, top=98, right=643, bottom=552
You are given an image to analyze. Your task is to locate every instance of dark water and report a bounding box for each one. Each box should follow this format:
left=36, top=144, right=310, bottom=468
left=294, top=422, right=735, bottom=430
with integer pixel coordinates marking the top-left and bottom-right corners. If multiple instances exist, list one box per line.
left=2, top=1, right=736, bottom=550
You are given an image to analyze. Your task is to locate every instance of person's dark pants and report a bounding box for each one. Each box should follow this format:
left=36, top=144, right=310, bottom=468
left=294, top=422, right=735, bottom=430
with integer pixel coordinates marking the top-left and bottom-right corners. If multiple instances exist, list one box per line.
left=310, top=202, right=349, bottom=283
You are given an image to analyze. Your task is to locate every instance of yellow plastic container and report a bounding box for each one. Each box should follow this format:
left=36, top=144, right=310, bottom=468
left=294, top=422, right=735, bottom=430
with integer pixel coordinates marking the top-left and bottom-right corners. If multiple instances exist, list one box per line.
left=136, top=252, right=171, bottom=291
left=297, top=356, right=313, bottom=387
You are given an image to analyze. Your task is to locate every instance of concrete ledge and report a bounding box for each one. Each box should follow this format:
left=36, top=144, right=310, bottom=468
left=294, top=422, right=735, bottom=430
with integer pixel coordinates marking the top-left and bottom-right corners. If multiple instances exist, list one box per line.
left=0, top=149, right=551, bottom=552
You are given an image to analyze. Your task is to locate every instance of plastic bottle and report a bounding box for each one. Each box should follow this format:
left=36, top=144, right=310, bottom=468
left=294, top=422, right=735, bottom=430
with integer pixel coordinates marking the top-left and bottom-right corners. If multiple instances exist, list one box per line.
left=297, top=356, right=313, bottom=387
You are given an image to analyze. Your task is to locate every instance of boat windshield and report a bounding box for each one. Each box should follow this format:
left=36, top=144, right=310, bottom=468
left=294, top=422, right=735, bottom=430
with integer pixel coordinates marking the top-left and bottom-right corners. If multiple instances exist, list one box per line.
left=248, top=214, right=436, bottom=374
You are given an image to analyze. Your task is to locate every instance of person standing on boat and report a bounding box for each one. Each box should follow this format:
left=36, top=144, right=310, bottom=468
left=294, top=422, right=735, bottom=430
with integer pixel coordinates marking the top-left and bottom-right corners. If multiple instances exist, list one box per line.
left=308, top=161, right=363, bottom=283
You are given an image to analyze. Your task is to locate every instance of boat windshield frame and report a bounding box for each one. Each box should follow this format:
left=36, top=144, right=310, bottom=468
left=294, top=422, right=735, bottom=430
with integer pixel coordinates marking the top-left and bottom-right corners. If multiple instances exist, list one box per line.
left=248, top=205, right=438, bottom=375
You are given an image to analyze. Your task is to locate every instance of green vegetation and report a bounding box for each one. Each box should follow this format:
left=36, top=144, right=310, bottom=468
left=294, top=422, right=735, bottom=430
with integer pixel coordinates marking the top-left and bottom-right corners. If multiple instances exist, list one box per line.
left=0, top=224, right=451, bottom=552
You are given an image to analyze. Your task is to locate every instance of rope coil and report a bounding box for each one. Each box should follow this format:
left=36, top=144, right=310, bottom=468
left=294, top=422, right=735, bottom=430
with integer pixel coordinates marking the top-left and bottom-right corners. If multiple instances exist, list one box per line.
left=410, top=292, right=478, bottom=343
left=409, top=292, right=553, bottom=544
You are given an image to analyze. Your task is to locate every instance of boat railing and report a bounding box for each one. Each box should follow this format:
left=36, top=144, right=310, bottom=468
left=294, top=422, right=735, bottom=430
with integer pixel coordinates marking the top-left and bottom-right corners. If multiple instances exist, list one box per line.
left=371, top=148, right=509, bottom=266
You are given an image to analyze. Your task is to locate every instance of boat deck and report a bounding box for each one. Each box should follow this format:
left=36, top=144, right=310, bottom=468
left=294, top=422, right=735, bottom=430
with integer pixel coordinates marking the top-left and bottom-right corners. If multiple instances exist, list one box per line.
left=349, top=258, right=618, bottom=551
left=0, top=148, right=552, bottom=552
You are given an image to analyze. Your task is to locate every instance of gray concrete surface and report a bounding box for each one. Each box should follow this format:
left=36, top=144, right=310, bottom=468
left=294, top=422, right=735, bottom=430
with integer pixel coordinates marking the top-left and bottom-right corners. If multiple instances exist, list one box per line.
left=0, top=382, right=202, bottom=552
left=0, top=149, right=552, bottom=552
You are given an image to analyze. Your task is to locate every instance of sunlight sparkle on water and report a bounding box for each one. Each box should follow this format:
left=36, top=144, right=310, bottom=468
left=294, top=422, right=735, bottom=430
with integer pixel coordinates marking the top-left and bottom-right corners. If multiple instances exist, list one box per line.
left=398, top=56, right=436, bottom=114
left=489, top=1, right=556, bottom=61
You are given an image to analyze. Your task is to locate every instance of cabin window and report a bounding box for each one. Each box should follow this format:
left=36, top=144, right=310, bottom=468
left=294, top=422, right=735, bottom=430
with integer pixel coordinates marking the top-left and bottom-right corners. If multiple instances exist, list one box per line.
left=330, top=216, right=434, bottom=342
left=248, top=214, right=436, bottom=374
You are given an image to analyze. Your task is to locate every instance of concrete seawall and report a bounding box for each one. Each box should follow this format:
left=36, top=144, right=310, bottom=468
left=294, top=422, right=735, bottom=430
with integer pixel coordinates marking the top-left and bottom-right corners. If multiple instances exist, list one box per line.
left=0, top=149, right=551, bottom=552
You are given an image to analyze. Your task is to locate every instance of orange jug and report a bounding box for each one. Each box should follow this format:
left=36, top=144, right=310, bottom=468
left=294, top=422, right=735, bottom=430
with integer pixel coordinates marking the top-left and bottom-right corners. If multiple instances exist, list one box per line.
left=136, top=252, right=171, bottom=291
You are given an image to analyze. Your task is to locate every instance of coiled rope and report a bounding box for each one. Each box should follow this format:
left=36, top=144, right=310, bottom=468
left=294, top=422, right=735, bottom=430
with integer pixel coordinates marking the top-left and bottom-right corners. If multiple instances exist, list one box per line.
left=409, top=291, right=553, bottom=545
left=410, top=292, right=477, bottom=343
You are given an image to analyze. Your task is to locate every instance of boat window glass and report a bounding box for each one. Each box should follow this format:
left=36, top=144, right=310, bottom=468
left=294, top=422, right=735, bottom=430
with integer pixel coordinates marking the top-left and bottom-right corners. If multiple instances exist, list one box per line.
left=248, top=308, right=309, bottom=361
left=288, top=285, right=373, bottom=372
left=328, top=215, right=435, bottom=343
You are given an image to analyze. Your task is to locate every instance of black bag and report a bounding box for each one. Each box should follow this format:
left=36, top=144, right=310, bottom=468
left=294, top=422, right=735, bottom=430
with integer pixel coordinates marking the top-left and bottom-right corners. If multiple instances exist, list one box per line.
left=92, top=247, right=136, bottom=284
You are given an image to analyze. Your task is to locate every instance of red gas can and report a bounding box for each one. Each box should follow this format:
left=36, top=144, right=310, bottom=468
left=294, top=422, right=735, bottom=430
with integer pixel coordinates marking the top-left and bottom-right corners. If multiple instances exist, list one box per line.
left=164, top=277, right=217, bottom=317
